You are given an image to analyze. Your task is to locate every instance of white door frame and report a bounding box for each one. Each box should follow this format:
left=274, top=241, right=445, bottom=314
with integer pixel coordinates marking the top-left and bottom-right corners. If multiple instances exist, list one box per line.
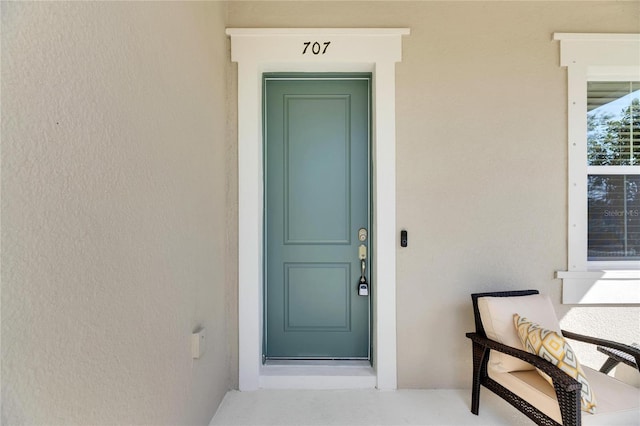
left=226, top=28, right=409, bottom=391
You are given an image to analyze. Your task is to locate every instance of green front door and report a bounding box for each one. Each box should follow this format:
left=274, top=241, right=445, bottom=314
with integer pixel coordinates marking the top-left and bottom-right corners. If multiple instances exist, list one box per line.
left=264, top=75, right=371, bottom=359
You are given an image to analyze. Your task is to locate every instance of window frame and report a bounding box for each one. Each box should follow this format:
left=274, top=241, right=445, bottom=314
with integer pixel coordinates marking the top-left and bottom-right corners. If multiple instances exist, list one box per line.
left=554, top=33, right=640, bottom=304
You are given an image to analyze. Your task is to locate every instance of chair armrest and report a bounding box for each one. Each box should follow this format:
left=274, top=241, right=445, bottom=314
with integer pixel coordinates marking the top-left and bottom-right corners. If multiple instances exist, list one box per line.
left=561, top=330, right=640, bottom=371
left=466, top=332, right=581, bottom=391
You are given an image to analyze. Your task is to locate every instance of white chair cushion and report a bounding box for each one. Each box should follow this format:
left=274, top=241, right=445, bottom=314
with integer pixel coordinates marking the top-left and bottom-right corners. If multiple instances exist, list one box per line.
left=489, top=366, right=640, bottom=424
left=478, top=294, right=562, bottom=372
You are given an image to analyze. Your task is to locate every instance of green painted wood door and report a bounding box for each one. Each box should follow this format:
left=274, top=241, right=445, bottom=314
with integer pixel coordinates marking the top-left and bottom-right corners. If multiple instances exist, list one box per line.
left=264, top=75, right=371, bottom=359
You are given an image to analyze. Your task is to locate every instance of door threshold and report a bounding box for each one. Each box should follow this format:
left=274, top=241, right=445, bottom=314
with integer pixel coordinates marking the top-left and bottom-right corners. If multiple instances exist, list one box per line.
left=259, top=360, right=376, bottom=389
left=264, top=360, right=371, bottom=367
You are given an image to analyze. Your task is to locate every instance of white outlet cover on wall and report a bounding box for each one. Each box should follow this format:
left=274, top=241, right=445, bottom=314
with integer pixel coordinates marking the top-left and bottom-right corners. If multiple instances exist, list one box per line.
left=191, top=329, right=205, bottom=359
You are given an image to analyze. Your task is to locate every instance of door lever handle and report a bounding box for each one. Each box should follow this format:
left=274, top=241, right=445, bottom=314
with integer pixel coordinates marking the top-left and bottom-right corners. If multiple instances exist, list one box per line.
left=358, top=244, right=369, bottom=296
left=358, top=259, right=369, bottom=296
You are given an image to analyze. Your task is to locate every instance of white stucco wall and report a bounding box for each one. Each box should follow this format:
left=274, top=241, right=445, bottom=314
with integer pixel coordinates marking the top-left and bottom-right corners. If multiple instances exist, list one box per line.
left=1, top=2, right=231, bottom=424
left=227, top=0, right=640, bottom=389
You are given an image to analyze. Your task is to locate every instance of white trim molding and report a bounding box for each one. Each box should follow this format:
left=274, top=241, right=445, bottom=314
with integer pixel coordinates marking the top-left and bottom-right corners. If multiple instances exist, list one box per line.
left=556, top=270, right=640, bottom=304
left=554, top=33, right=640, bottom=305
left=226, top=28, right=410, bottom=390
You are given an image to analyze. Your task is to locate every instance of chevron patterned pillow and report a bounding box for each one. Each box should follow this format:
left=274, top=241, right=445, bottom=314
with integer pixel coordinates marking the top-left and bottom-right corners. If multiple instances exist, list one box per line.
left=513, top=314, right=597, bottom=414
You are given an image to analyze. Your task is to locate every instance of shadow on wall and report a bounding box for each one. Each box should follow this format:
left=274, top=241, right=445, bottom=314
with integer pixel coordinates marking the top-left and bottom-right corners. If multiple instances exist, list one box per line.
left=556, top=304, right=640, bottom=385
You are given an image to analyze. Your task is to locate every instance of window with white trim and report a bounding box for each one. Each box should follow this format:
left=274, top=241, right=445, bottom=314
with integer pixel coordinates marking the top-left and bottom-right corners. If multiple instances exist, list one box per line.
left=554, top=33, right=640, bottom=304
left=587, top=82, right=639, bottom=262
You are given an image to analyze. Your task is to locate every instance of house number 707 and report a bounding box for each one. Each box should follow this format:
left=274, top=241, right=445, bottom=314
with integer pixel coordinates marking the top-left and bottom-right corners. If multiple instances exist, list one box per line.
left=302, top=41, right=330, bottom=55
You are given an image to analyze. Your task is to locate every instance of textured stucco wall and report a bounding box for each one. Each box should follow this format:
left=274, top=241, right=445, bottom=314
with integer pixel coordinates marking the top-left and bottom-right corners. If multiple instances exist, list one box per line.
left=2, top=1, right=232, bottom=424
left=2, top=2, right=639, bottom=422
left=227, top=1, right=640, bottom=389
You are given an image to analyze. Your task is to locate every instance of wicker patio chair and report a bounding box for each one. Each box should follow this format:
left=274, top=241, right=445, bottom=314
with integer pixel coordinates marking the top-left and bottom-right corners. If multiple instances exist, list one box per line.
left=466, top=290, right=640, bottom=425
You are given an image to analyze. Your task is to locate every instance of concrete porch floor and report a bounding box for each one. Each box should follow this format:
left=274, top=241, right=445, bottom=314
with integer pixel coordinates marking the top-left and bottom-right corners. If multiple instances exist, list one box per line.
left=209, top=389, right=533, bottom=425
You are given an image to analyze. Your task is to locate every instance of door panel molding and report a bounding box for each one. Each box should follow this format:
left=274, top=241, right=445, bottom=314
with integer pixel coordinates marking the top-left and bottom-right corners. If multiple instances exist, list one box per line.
left=226, top=27, right=409, bottom=390
left=284, top=262, right=351, bottom=332
left=283, top=93, right=352, bottom=245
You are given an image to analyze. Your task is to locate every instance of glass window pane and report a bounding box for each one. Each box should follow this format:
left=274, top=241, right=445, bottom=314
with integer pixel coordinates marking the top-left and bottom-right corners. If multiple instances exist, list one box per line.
left=588, top=175, right=640, bottom=260
left=587, top=82, right=640, bottom=166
